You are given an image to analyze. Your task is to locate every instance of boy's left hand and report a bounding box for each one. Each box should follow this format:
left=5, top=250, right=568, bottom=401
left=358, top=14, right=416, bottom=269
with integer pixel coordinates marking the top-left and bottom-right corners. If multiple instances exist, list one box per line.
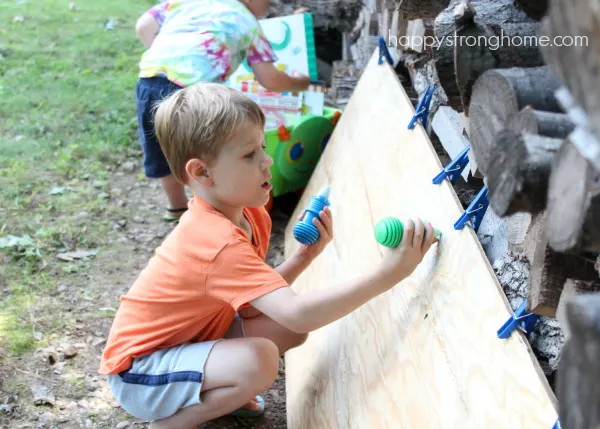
left=296, top=206, right=333, bottom=261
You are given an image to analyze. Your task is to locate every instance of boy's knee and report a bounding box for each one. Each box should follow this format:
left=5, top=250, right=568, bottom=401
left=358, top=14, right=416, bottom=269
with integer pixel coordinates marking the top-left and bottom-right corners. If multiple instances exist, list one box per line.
left=244, top=338, right=279, bottom=390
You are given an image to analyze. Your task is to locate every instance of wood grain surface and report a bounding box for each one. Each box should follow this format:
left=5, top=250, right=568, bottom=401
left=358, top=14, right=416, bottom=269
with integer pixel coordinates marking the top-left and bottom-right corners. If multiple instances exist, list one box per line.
left=283, top=52, right=558, bottom=429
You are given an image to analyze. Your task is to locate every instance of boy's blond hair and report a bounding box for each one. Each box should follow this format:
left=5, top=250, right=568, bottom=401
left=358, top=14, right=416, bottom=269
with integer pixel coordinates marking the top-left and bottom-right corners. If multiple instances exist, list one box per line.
left=153, top=82, right=265, bottom=183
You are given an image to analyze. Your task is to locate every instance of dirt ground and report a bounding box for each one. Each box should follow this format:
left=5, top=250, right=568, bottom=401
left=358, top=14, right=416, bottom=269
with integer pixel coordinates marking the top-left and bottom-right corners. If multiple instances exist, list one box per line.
left=0, top=151, right=294, bottom=429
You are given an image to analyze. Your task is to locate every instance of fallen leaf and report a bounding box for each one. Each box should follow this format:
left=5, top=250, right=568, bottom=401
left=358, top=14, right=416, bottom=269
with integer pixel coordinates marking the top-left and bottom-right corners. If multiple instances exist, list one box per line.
left=63, top=345, right=78, bottom=359
left=29, top=382, right=55, bottom=407
left=56, top=250, right=97, bottom=261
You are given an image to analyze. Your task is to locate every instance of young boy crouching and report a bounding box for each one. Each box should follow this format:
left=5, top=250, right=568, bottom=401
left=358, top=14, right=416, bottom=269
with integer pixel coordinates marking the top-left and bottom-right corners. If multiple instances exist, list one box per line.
left=99, top=83, right=438, bottom=429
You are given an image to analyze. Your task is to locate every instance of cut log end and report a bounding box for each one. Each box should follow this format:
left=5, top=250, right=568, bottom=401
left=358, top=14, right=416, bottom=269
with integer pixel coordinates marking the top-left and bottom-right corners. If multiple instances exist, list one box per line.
left=469, top=67, right=562, bottom=176
left=488, top=130, right=562, bottom=216
left=547, top=140, right=600, bottom=252
left=508, top=107, right=575, bottom=138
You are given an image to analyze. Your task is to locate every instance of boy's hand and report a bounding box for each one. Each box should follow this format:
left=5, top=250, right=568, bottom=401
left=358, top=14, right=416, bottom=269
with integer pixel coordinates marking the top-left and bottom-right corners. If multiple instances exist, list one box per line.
left=295, top=206, right=333, bottom=261
left=293, top=74, right=311, bottom=91
left=379, top=218, right=438, bottom=285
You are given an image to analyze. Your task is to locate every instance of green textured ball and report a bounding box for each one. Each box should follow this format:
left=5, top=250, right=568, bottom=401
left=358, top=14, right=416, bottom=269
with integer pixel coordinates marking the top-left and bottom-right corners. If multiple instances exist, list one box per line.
left=375, top=217, right=441, bottom=247
left=374, top=217, right=403, bottom=247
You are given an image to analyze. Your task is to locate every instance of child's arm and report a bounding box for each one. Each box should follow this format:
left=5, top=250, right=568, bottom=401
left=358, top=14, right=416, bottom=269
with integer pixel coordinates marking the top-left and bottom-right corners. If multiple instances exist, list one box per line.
left=250, top=62, right=311, bottom=92
left=241, top=207, right=332, bottom=319
left=135, top=12, right=160, bottom=49
left=274, top=206, right=333, bottom=285
left=250, top=219, right=438, bottom=333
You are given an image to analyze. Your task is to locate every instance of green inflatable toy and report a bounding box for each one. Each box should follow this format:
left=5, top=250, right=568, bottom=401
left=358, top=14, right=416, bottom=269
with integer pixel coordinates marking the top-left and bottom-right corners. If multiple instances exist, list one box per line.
left=265, top=107, right=341, bottom=197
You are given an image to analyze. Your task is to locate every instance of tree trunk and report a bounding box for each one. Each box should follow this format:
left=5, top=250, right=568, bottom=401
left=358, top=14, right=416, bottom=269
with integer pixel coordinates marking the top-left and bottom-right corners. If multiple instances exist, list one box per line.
left=468, top=66, right=563, bottom=176
left=506, top=107, right=574, bottom=137
left=513, top=0, right=548, bottom=20
left=487, top=130, right=561, bottom=216
left=546, top=139, right=600, bottom=252
left=433, top=0, right=536, bottom=111
left=541, top=0, right=600, bottom=144
left=557, top=293, right=600, bottom=429
left=394, top=0, right=451, bottom=20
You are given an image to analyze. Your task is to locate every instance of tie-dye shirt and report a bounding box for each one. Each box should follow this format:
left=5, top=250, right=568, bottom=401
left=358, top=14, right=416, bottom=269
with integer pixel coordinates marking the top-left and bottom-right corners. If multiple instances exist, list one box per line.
left=139, top=0, right=277, bottom=87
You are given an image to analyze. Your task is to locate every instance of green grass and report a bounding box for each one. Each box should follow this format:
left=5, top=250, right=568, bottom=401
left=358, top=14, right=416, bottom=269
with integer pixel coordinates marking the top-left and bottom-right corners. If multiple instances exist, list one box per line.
left=0, top=0, right=155, bottom=356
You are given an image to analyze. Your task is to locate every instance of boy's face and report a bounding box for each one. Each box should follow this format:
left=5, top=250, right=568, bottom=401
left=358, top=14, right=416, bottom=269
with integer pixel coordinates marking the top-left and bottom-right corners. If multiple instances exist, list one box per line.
left=206, top=120, right=273, bottom=208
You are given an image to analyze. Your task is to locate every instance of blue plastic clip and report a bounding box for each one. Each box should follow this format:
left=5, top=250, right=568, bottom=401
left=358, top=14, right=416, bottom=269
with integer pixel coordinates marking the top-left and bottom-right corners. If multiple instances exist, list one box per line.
left=378, top=35, right=393, bottom=65
left=433, top=145, right=471, bottom=185
left=454, top=185, right=489, bottom=232
left=497, top=299, right=540, bottom=339
left=408, top=84, right=436, bottom=130
left=552, top=419, right=561, bottom=429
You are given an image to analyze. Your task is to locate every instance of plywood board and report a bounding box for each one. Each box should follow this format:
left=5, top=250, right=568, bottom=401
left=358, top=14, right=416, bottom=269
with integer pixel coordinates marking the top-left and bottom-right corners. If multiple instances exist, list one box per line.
left=283, top=52, right=558, bottom=429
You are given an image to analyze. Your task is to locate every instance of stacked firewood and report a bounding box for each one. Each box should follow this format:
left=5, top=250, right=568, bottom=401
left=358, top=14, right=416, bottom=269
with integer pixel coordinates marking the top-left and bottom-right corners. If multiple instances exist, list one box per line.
left=390, top=0, right=600, bottom=426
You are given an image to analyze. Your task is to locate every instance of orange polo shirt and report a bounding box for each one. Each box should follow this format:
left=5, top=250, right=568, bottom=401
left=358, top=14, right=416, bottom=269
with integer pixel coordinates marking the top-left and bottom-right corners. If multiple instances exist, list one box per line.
left=98, top=196, right=289, bottom=375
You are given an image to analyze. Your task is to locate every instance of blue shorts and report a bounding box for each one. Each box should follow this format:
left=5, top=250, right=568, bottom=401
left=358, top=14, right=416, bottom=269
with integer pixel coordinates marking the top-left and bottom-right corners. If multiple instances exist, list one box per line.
left=135, top=76, right=183, bottom=178
left=107, top=314, right=245, bottom=421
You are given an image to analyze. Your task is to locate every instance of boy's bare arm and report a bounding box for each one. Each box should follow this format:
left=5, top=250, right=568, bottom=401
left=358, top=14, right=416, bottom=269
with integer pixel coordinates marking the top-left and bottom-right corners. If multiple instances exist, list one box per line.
left=136, top=13, right=160, bottom=49
left=251, top=219, right=438, bottom=333
left=250, top=62, right=310, bottom=92
left=250, top=269, right=394, bottom=333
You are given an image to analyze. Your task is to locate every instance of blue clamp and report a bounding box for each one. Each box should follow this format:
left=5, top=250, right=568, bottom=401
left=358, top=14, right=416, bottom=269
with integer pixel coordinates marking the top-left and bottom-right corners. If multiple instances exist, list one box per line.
left=454, top=185, right=489, bottom=232
left=378, top=36, right=393, bottom=65
left=433, top=145, right=471, bottom=185
left=552, top=419, right=561, bottom=429
left=497, top=299, right=540, bottom=339
left=408, top=84, right=436, bottom=130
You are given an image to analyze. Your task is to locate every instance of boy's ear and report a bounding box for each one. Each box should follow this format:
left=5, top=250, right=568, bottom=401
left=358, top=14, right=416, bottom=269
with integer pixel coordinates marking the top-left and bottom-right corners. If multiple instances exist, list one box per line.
left=185, top=158, right=213, bottom=186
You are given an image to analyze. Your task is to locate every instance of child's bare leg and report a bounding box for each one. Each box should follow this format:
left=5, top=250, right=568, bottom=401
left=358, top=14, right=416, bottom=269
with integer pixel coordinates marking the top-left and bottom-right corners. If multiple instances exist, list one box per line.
left=241, top=313, right=308, bottom=355
left=159, top=174, right=188, bottom=217
left=149, top=337, right=279, bottom=429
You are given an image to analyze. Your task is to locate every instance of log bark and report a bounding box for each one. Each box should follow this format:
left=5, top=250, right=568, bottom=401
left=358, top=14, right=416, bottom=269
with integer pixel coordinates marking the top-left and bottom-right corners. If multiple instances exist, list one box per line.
left=290, top=0, right=363, bottom=33
left=546, top=139, right=600, bottom=252
left=485, top=107, right=574, bottom=216
left=468, top=66, right=563, bottom=176
left=557, top=279, right=600, bottom=340
left=513, top=0, right=548, bottom=20
left=487, top=130, right=561, bottom=216
left=394, top=0, right=451, bottom=20
left=541, top=0, right=600, bottom=145
left=528, top=227, right=600, bottom=317
left=557, top=293, right=600, bottom=428
left=506, top=107, right=574, bottom=138
left=454, top=2, right=543, bottom=114
left=433, top=0, right=537, bottom=111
